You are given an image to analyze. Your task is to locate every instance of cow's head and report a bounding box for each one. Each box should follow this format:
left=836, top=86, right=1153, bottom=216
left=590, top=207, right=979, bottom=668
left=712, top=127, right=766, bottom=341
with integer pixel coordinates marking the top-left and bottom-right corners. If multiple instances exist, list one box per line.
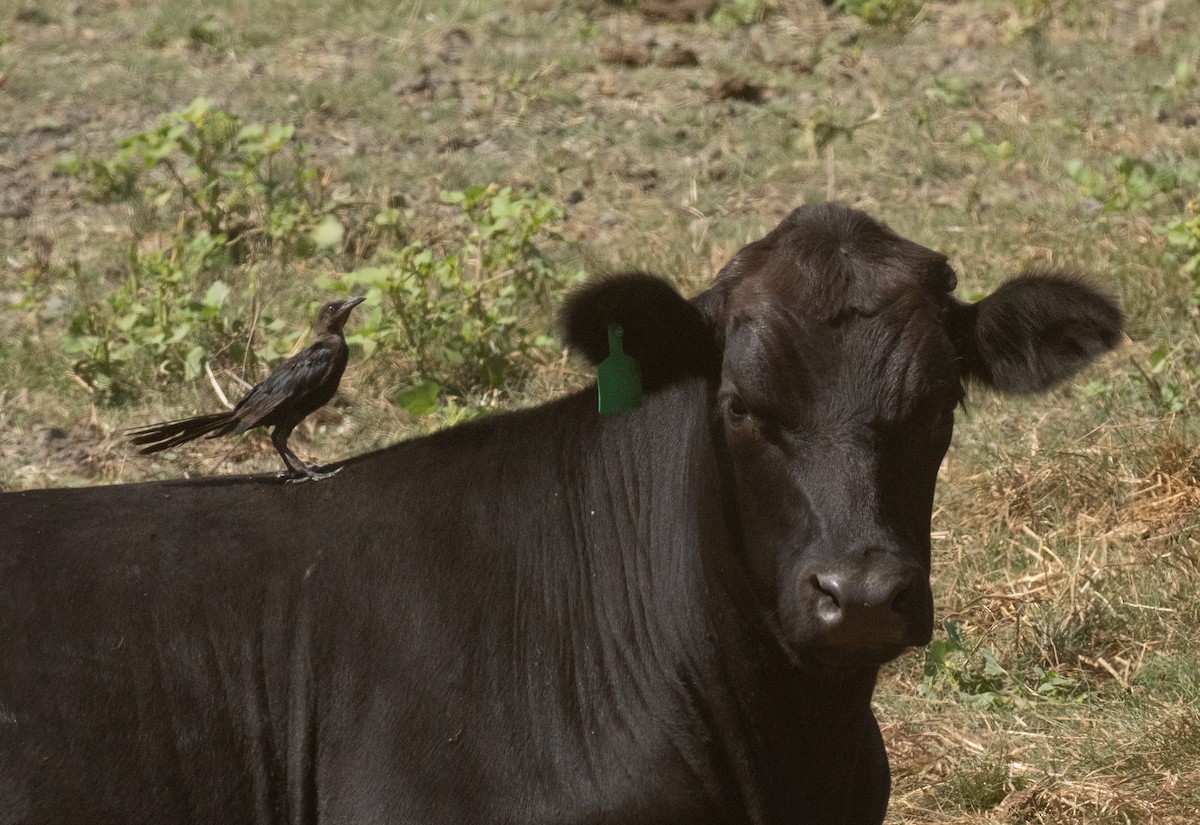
left=562, top=204, right=1122, bottom=669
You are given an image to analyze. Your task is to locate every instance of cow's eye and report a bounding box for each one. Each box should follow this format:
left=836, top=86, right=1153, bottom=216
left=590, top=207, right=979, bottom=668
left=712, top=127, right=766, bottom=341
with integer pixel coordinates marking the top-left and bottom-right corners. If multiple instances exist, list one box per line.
left=725, top=394, right=751, bottom=421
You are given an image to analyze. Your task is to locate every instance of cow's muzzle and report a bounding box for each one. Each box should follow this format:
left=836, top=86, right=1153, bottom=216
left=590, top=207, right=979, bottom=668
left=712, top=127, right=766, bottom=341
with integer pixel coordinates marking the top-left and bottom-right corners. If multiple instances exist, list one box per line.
left=793, top=557, right=933, bottom=655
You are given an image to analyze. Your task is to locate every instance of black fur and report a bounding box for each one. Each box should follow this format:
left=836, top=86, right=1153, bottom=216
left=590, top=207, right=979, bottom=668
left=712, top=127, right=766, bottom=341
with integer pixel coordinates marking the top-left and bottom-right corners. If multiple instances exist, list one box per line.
left=559, top=272, right=719, bottom=391
left=951, top=273, right=1124, bottom=394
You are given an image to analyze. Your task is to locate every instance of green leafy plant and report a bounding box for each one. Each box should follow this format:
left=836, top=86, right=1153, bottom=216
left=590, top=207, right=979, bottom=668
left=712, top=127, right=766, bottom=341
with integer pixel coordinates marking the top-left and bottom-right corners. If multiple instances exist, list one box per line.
left=322, top=184, right=584, bottom=414
left=60, top=98, right=348, bottom=265
left=49, top=100, right=395, bottom=401
left=713, top=0, right=775, bottom=27
left=961, top=123, right=1015, bottom=161
left=1163, top=204, right=1200, bottom=298
left=920, top=620, right=1086, bottom=709
left=924, top=75, right=977, bottom=108
left=835, top=0, right=923, bottom=28
left=60, top=232, right=289, bottom=402
left=1152, top=59, right=1196, bottom=109
left=801, top=106, right=881, bottom=160
left=1065, top=155, right=1187, bottom=213
left=1130, top=344, right=1187, bottom=416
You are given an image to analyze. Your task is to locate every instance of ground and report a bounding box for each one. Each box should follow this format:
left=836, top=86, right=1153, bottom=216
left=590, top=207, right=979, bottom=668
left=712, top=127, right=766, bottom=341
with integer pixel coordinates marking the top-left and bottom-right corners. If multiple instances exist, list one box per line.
left=2, top=0, right=1199, bottom=821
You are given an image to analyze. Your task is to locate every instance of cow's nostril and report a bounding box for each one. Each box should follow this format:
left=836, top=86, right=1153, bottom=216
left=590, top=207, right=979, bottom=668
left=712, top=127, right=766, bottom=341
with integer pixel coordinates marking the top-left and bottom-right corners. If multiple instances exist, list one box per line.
left=812, top=574, right=836, bottom=602
left=811, top=573, right=847, bottom=626
left=888, top=582, right=912, bottom=615
left=808, top=568, right=918, bottom=635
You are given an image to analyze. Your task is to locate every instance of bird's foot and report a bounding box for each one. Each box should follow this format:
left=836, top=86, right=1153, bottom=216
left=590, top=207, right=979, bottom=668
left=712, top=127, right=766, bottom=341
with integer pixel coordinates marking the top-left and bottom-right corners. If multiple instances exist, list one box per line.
left=282, top=465, right=343, bottom=483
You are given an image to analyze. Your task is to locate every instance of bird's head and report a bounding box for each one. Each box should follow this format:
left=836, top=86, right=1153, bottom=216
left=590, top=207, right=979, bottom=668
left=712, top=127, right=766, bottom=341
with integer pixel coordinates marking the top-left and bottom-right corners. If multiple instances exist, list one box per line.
left=315, top=296, right=366, bottom=335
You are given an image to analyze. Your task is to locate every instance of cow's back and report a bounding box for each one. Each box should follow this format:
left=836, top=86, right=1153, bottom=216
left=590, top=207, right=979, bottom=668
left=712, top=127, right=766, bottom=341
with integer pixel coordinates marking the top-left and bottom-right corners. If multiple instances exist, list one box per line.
left=0, top=387, right=729, bottom=825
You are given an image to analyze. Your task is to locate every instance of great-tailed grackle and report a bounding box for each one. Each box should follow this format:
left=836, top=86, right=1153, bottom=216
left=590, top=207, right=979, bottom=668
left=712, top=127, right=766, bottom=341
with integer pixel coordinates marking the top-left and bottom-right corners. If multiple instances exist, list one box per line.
left=128, top=296, right=365, bottom=481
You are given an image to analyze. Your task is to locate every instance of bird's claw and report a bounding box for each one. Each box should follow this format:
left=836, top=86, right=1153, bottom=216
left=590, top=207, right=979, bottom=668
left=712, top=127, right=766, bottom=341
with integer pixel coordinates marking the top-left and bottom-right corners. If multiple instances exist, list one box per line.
left=305, top=466, right=344, bottom=482
left=281, top=466, right=343, bottom=483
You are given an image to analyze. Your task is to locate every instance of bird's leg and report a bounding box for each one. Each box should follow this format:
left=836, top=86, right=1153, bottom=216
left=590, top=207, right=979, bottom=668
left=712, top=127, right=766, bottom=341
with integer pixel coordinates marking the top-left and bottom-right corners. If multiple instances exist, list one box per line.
left=272, top=426, right=342, bottom=482
left=271, top=427, right=308, bottom=480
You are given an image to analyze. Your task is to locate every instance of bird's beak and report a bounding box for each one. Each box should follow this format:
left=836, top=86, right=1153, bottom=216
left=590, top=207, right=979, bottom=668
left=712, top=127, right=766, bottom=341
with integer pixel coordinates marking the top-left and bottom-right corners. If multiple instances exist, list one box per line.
left=336, top=296, right=366, bottom=322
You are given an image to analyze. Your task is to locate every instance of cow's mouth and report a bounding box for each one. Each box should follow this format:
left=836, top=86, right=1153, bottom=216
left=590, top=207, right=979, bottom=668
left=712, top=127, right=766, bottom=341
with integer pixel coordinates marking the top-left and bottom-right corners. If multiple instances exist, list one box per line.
left=780, top=634, right=920, bottom=672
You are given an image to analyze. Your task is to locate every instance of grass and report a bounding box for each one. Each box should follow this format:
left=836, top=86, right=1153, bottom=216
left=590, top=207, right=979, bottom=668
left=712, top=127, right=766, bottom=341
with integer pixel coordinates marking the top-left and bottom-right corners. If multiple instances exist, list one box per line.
left=3, top=0, right=1199, bottom=820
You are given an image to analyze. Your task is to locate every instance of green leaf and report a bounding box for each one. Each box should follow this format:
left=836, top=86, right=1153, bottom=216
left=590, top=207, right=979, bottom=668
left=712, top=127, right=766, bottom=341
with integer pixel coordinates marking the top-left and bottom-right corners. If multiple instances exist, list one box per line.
left=342, top=266, right=393, bottom=288
left=346, top=333, right=377, bottom=359
left=236, top=123, right=265, bottom=142
left=395, top=381, right=441, bottom=416
left=961, top=123, right=985, bottom=145
left=185, top=346, right=205, bottom=380
left=944, top=619, right=966, bottom=649
left=264, top=123, right=294, bottom=150
left=1148, top=344, right=1170, bottom=373
left=1165, top=222, right=1196, bottom=247
left=309, top=215, right=344, bottom=249
left=979, top=649, right=1008, bottom=682
left=181, top=97, right=213, bottom=123
left=203, top=280, right=230, bottom=308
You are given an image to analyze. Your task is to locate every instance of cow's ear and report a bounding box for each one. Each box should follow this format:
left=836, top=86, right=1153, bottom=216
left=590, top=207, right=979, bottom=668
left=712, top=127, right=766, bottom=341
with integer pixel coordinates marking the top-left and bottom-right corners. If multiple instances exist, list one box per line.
left=560, top=272, right=719, bottom=390
left=951, top=272, right=1123, bottom=394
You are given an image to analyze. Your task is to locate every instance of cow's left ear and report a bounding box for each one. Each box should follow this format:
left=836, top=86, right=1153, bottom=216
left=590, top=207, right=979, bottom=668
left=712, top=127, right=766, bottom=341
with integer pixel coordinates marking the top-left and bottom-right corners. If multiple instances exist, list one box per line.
left=560, top=272, right=719, bottom=390
left=950, top=272, right=1123, bottom=394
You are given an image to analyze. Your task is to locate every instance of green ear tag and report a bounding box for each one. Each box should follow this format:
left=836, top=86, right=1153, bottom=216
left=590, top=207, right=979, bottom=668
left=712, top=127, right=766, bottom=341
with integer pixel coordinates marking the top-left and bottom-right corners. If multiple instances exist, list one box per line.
left=597, top=323, right=643, bottom=415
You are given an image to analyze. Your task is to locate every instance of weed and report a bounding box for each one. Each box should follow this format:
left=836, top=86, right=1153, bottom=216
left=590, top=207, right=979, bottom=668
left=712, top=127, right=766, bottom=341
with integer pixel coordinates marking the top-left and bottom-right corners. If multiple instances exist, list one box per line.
left=920, top=620, right=1087, bottom=709
left=800, top=106, right=880, bottom=160
left=1152, top=59, right=1196, bottom=109
left=3, top=235, right=70, bottom=341
left=60, top=233, right=273, bottom=402
left=186, top=16, right=223, bottom=50
left=924, top=75, right=977, bottom=108
left=1003, top=0, right=1052, bottom=70
left=1085, top=342, right=1196, bottom=417
left=61, top=98, right=350, bottom=265
left=960, top=123, right=1015, bottom=161
left=713, top=0, right=775, bottom=27
left=1064, top=155, right=1194, bottom=214
left=324, top=184, right=584, bottom=413
left=943, top=755, right=1015, bottom=813
left=1133, top=344, right=1188, bottom=415
left=835, top=0, right=923, bottom=28
left=1161, top=202, right=1200, bottom=302
left=49, top=99, right=371, bottom=400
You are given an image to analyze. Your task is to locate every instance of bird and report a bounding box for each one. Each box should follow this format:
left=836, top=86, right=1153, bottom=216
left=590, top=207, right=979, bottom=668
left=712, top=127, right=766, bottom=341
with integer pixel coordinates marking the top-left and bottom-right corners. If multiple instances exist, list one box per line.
left=127, top=296, right=365, bottom=481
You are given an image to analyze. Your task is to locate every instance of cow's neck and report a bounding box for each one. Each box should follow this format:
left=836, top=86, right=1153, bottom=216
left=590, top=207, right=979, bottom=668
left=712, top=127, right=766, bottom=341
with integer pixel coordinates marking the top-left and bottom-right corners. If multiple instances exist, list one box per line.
left=582, top=380, right=887, bottom=823
left=690, top=384, right=888, bottom=823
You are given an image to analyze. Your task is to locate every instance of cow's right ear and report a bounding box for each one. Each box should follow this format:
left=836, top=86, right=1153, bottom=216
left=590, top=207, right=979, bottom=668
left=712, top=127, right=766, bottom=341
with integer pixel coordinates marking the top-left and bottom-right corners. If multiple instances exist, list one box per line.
left=950, top=272, right=1123, bottom=394
left=560, top=272, right=720, bottom=391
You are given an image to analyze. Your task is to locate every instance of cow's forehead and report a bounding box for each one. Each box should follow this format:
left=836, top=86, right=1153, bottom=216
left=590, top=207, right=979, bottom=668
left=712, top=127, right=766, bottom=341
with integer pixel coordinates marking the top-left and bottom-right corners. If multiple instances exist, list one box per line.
left=721, top=295, right=960, bottom=428
left=716, top=204, right=955, bottom=322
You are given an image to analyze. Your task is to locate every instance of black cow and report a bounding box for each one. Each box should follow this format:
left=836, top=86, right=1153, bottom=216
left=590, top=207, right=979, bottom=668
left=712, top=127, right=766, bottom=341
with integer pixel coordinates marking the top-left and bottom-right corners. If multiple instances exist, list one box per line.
left=0, top=204, right=1121, bottom=825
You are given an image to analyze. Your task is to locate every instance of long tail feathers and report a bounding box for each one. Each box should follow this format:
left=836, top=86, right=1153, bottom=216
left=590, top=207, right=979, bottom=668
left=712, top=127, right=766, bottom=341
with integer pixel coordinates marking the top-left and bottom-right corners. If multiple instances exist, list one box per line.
left=126, top=412, right=240, bottom=454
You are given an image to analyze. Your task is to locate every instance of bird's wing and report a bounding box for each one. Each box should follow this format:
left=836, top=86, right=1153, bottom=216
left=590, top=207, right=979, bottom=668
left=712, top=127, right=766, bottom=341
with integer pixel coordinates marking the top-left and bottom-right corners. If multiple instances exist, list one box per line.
left=232, top=342, right=337, bottom=427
